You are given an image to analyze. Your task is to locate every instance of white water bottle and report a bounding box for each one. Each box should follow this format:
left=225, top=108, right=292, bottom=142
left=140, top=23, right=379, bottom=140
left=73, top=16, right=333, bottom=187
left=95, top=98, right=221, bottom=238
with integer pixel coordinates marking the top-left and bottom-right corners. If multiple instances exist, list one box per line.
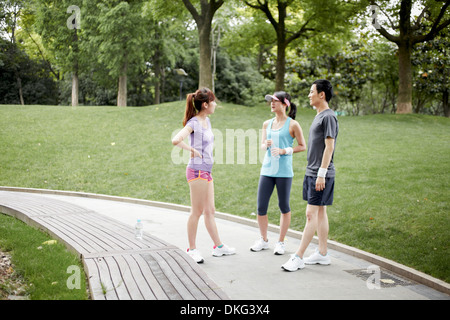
left=135, top=219, right=143, bottom=240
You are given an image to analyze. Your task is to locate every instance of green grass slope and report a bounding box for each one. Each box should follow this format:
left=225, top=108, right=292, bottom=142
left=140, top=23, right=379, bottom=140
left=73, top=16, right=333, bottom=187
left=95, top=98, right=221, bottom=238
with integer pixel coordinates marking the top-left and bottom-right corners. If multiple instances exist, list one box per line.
left=1, top=103, right=449, bottom=282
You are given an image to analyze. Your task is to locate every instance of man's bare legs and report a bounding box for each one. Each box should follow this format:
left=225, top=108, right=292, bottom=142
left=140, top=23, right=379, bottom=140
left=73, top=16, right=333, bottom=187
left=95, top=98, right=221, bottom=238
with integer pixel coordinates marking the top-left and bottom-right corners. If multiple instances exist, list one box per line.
left=295, top=205, right=328, bottom=258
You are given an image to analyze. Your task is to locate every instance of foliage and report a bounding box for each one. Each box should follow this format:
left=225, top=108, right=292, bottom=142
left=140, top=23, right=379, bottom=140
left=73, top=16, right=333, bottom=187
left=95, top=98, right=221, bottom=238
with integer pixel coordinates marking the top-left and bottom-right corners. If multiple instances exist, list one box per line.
left=0, top=0, right=448, bottom=116
left=215, top=48, right=274, bottom=106
left=0, top=38, right=58, bottom=104
left=412, top=27, right=449, bottom=116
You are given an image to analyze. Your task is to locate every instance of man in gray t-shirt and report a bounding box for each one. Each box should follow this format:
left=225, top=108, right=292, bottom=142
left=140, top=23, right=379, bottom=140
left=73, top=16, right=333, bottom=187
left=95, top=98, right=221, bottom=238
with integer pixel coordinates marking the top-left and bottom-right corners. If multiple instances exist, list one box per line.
left=282, top=79, right=338, bottom=272
left=305, top=108, right=338, bottom=177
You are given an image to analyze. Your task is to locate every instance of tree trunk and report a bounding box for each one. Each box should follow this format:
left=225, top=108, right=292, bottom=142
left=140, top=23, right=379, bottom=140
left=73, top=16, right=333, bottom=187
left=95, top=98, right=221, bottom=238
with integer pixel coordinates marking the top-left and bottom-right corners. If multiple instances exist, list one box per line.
left=443, top=88, right=449, bottom=117
left=117, top=59, right=128, bottom=107
left=275, top=2, right=286, bottom=92
left=182, top=0, right=223, bottom=91
left=275, top=38, right=286, bottom=91
left=154, top=75, right=161, bottom=105
left=71, top=73, right=79, bottom=107
left=71, top=29, right=79, bottom=107
left=198, top=24, right=213, bottom=90
left=16, top=74, right=24, bottom=105
left=154, top=53, right=161, bottom=105
left=396, top=42, right=412, bottom=114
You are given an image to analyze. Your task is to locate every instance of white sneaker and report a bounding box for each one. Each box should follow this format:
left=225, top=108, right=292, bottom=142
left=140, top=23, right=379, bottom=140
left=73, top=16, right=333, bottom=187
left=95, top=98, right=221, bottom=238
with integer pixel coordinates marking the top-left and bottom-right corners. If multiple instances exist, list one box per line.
left=273, top=241, right=285, bottom=255
left=212, top=244, right=236, bottom=257
left=281, top=254, right=305, bottom=272
left=187, top=248, right=204, bottom=263
left=304, top=249, right=331, bottom=265
left=250, top=237, right=269, bottom=252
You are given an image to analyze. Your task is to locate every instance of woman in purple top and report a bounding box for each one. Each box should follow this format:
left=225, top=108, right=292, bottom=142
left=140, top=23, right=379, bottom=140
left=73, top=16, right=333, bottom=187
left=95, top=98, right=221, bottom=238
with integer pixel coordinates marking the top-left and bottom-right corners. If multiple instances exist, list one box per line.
left=172, top=88, right=235, bottom=263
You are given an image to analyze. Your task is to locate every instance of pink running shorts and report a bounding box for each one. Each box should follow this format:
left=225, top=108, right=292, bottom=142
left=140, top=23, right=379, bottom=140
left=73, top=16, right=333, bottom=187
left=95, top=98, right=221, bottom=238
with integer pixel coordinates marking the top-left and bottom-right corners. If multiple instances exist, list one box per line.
left=186, top=167, right=213, bottom=183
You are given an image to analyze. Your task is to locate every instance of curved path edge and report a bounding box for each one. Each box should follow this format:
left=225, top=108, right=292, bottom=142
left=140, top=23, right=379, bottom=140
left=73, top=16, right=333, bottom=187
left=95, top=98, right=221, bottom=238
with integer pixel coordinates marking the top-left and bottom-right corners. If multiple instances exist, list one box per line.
left=0, top=186, right=448, bottom=296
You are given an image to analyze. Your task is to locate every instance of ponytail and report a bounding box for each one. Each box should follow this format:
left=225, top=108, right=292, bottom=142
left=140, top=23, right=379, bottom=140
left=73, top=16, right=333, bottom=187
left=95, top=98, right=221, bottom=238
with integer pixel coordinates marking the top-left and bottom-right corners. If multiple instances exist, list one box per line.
left=288, top=102, right=297, bottom=120
left=182, top=88, right=216, bottom=126
left=183, top=93, right=197, bottom=126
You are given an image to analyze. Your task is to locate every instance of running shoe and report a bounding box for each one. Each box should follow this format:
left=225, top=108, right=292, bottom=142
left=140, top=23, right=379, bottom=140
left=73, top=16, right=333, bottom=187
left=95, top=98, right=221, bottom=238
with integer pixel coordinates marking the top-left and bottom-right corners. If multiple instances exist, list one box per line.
left=212, top=244, right=236, bottom=257
left=281, top=254, right=305, bottom=272
left=273, top=241, right=285, bottom=255
left=250, top=237, right=269, bottom=252
left=187, top=248, right=204, bottom=263
left=304, top=249, right=331, bottom=265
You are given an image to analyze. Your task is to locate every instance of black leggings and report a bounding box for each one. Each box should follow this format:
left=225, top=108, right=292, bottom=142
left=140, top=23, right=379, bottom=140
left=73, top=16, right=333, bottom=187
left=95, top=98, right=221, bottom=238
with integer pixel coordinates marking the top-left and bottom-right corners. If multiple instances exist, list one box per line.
left=257, top=175, right=292, bottom=216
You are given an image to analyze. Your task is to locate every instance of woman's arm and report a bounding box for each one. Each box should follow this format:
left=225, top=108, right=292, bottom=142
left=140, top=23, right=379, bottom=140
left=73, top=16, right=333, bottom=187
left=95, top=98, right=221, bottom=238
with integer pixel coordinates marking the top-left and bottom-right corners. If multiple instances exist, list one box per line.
left=276, top=120, right=306, bottom=155
left=172, top=125, right=202, bottom=158
left=290, top=120, right=306, bottom=153
left=260, top=120, right=271, bottom=150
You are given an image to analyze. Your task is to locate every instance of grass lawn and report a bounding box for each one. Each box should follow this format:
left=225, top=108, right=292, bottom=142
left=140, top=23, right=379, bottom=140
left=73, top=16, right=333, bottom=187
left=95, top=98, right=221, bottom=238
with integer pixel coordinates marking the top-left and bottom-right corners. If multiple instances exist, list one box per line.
left=0, top=102, right=449, bottom=284
left=0, top=214, right=88, bottom=299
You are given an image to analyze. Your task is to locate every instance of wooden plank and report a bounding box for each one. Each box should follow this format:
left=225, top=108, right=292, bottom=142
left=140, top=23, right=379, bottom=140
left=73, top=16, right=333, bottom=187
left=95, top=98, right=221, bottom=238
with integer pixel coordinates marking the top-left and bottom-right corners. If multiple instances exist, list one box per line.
left=34, top=215, right=104, bottom=254
left=158, top=250, right=208, bottom=300
left=122, top=254, right=157, bottom=300
left=60, top=213, right=131, bottom=252
left=0, top=191, right=92, bottom=216
left=111, top=255, right=145, bottom=300
left=91, top=213, right=171, bottom=249
left=82, top=246, right=179, bottom=259
left=0, top=191, right=230, bottom=300
left=146, top=251, right=195, bottom=300
left=91, top=257, right=120, bottom=300
left=142, top=252, right=183, bottom=300
left=167, top=250, right=225, bottom=300
left=103, top=256, right=131, bottom=300
left=83, top=258, right=106, bottom=300
left=31, top=216, right=94, bottom=256
left=131, top=254, right=169, bottom=300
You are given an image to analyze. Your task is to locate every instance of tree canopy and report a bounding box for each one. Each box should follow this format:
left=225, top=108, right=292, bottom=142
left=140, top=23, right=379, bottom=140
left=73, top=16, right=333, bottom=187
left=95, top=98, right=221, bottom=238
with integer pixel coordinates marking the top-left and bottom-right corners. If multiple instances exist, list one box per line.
left=0, top=0, right=448, bottom=116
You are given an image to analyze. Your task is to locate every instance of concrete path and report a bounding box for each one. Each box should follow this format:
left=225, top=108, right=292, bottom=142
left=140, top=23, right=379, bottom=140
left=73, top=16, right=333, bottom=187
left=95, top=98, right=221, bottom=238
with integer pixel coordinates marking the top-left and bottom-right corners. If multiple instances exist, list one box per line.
left=0, top=187, right=448, bottom=300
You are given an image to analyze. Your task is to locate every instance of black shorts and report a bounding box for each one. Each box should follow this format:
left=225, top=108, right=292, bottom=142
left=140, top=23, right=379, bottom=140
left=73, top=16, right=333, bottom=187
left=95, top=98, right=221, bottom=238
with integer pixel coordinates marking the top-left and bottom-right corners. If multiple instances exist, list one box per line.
left=303, top=175, right=335, bottom=206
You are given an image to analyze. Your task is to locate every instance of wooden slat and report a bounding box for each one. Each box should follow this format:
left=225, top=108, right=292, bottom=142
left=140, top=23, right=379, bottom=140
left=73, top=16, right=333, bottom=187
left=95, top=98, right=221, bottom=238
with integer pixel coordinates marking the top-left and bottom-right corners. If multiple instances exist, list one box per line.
left=167, top=250, right=225, bottom=300
left=130, top=253, right=169, bottom=300
left=82, top=258, right=107, bottom=300
left=141, top=252, right=183, bottom=300
left=0, top=191, right=229, bottom=300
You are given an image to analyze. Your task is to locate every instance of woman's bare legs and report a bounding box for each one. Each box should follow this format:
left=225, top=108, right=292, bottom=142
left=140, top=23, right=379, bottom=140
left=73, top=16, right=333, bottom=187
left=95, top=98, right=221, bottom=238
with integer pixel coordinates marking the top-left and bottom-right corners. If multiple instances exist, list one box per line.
left=187, top=179, right=221, bottom=249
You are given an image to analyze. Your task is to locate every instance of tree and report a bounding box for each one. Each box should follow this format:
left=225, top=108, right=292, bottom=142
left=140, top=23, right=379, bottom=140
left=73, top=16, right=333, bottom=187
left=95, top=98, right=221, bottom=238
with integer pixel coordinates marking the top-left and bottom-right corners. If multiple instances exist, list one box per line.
left=181, top=0, right=224, bottom=90
left=244, top=0, right=361, bottom=91
left=83, top=0, right=148, bottom=107
left=369, top=0, right=450, bottom=114
left=1, top=0, right=26, bottom=105
left=412, top=27, right=449, bottom=116
left=98, top=1, right=146, bottom=107
left=33, top=0, right=83, bottom=106
left=244, top=0, right=315, bottom=91
left=142, top=1, right=192, bottom=104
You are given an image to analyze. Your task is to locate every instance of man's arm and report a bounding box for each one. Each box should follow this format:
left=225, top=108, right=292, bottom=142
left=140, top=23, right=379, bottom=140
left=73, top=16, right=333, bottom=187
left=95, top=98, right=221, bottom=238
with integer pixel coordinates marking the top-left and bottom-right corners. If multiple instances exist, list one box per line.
left=315, top=137, right=335, bottom=191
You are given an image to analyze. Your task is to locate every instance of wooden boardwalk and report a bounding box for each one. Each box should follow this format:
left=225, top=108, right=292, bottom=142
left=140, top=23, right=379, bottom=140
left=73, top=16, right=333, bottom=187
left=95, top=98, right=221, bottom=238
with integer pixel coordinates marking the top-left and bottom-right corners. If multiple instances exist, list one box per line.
left=0, top=191, right=229, bottom=300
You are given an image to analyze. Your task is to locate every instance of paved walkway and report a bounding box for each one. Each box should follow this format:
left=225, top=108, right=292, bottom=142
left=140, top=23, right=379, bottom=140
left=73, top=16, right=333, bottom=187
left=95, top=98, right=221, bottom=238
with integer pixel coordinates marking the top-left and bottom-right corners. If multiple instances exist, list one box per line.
left=0, top=187, right=448, bottom=300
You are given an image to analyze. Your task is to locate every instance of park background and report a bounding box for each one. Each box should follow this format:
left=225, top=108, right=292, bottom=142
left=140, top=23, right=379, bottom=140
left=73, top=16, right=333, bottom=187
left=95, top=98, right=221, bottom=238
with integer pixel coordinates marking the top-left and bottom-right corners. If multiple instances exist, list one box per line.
left=0, top=0, right=449, bottom=292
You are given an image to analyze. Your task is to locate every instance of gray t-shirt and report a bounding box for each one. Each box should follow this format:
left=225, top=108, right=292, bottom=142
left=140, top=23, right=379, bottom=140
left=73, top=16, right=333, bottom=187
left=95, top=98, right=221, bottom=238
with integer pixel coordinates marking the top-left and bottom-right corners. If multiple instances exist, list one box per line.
left=305, top=109, right=338, bottom=177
